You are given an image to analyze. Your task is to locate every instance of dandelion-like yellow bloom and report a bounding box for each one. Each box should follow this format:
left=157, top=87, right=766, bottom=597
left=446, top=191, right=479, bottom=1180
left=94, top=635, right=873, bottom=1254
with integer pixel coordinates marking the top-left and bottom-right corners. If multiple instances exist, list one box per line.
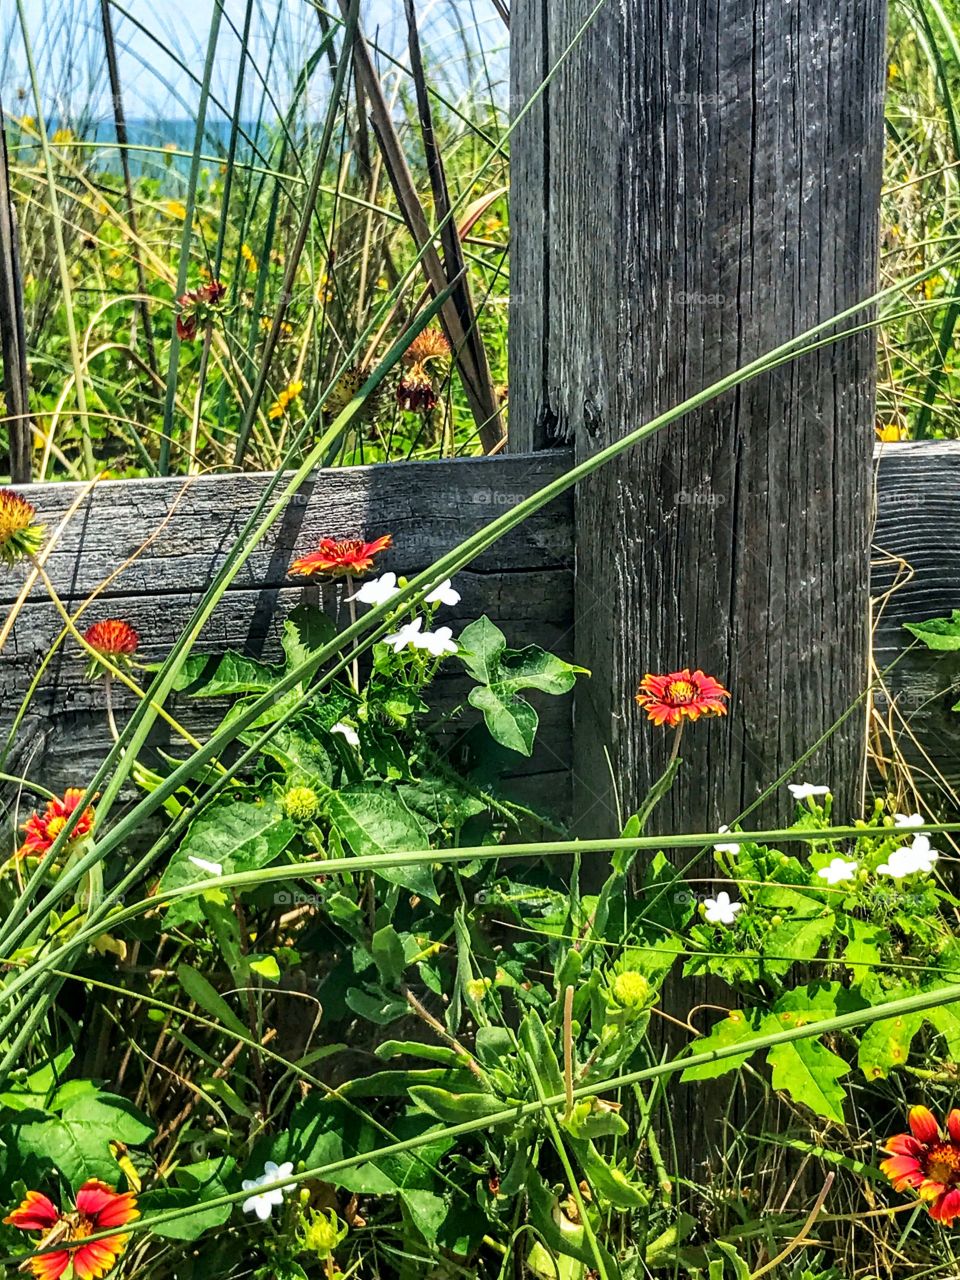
left=240, top=243, right=257, bottom=272
left=0, top=490, right=44, bottom=565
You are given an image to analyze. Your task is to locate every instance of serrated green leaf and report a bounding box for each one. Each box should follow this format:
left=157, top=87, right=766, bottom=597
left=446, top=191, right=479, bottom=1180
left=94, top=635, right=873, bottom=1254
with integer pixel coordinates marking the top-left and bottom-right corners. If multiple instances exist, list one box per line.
left=159, top=800, right=295, bottom=893
left=766, top=1033, right=849, bottom=1123
left=904, top=610, right=960, bottom=651
left=681, top=1011, right=759, bottom=1081
left=324, top=785, right=438, bottom=901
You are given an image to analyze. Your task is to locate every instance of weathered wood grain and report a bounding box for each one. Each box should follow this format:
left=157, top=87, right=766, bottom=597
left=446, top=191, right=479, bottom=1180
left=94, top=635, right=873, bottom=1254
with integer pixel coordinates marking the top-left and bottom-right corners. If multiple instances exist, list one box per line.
left=511, top=0, right=886, bottom=836
left=1, top=453, right=573, bottom=819
left=873, top=442, right=960, bottom=795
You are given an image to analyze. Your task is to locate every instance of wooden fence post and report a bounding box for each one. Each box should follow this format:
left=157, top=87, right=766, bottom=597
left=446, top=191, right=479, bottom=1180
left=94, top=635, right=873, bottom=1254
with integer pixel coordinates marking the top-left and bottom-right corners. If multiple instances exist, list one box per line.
left=0, top=99, right=31, bottom=483
left=510, top=2, right=885, bottom=838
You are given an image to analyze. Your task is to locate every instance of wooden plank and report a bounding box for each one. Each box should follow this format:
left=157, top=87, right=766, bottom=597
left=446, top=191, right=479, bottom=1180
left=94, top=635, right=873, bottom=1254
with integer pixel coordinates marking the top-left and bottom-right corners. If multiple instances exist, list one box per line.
left=1, top=454, right=574, bottom=821
left=873, top=441, right=960, bottom=795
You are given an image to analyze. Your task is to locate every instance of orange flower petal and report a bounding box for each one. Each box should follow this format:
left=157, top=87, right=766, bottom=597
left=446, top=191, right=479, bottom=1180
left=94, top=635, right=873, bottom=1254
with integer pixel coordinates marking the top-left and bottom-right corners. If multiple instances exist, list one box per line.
left=931, top=1186, right=960, bottom=1224
left=26, top=1250, right=71, bottom=1280
left=3, top=1190, right=60, bottom=1231
left=72, top=1237, right=127, bottom=1280
left=909, top=1105, right=940, bottom=1144
left=75, top=1182, right=139, bottom=1230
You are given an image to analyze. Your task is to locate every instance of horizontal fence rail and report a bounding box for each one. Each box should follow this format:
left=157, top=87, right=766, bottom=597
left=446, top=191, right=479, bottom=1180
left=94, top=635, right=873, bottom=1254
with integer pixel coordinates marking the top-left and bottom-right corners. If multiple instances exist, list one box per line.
left=0, top=441, right=957, bottom=835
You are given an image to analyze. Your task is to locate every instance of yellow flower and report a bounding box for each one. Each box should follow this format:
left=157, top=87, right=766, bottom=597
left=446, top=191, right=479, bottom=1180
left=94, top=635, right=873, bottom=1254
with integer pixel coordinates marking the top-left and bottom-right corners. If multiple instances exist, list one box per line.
left=241, top=243, right=258, bottom=272
left=924, top=273, right=943, bottom=300
left=51, top=128, right=74, bottom=146
left=269, top=380, right=304, bottom=420
left=876, top=423, right=907, bottom=442
left=166, top=200, right=188, bottom=220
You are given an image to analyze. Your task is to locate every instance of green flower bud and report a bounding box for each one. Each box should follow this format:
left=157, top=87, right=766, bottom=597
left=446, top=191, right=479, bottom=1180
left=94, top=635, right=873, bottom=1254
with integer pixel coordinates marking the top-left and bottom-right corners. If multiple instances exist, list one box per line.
left=611, top=971, right=652, bottom=1010
left=299, top=1208, right=347, bottom=1259
left=466, top=977, right=491, bottom=1003
left=282, top=786, right=320, bottom=822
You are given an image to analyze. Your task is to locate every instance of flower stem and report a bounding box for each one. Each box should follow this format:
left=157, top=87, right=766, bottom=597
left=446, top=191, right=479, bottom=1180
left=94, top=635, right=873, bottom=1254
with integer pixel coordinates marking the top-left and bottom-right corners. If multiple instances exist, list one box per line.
left=344, top=575, right=360, bottom=692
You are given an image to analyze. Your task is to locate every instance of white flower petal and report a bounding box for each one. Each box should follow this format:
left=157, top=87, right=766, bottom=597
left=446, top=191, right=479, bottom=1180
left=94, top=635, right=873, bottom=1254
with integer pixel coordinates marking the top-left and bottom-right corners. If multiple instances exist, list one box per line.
left=330, top=722, right=360, bottom=747
left=817, top=857, right=858, bottom=885
left=188, top=855, right=223, bottom=877
left=425, top=578, right=461, bottom=607
left=788, top=782, right=831, bottom=800
left=383, top=617, right=424, bottom=652
left=347, top=572, right=400, bottom=606
left=895, top=812, right=927, bottom=829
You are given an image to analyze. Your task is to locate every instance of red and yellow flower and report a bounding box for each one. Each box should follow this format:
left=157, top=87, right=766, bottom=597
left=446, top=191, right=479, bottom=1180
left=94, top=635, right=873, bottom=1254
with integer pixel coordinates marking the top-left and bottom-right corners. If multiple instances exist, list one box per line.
left=175, top=279, right=227, bottom=341
left=0, top=489, right=45, bottom=564
left=82, top=619, right=140, bottom=680
left=290, top=534, right=392, bottom=580
left=881, top=1105, right=960, bottom=1224
left=635, top=668, right=730, bottom=728
left=4, top=1180, right=138, bottom=1280
left=19, top=788, right=95, bottom=859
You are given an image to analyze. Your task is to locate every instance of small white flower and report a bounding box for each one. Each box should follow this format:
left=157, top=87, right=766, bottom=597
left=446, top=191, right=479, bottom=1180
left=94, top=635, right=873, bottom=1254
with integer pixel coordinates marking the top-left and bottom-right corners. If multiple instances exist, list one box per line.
left=703, top=891, right=743, bottom=927
left=425, top=578, right=461, bottom=607
left=713, top=824, right=740, bottom=855
left=907, top=834, right=939, bottom=872
left=241, top=1160, right=294, bottom=1221
left=894, top=812, right=927, bottom=830
left=788, top=782, right=831, bottom=801
left=817, top=856, right=858, bottom=885
left=415, top=625, right=458, bottom=658
left=877, top=835, right=939, bottom=879
left=383, top=617, right=424, bottom=652
left=330, top=722, right=360, bottom=748
left=346, top=572, right=400, bottom=606
left=188, top=855, right=223, bottom=877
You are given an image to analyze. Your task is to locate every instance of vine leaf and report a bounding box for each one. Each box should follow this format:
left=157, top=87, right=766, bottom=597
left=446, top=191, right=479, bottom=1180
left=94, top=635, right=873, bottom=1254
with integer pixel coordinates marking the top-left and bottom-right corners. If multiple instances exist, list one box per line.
left=458, top=616, right=588, bottom=756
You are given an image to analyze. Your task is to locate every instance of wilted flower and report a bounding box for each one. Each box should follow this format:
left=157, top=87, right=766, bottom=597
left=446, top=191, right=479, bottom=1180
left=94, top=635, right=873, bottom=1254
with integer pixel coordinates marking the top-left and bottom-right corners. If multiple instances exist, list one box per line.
left=19, top=788, right=95, bottom=859
left=4, top=1180, right=139, bottom=1280
left=290, top=534, right=392, bottom=580
left=817, top=856, right=858, bottom=885
left=788, top=782, right=831, bottom=801
left=881, top=1106, right=960, bottom=1224
left=346, top=572, right=400, bottom=606
left=425, top=578, right=460, bottom=607
left=635, top=669, right=729, bottom=728
left=322, top=365, right=364, bottom=417
left=176, top=279, right=227, bottom=341
left=241, top=1161, right=294, bottom=1221
left=0, top=490, right=45, bottom=565
left=397, top=364, right=440, bottom=414
left=702, top=891, right=742, bottom=926
left=403, top=327, right=450, bottom=366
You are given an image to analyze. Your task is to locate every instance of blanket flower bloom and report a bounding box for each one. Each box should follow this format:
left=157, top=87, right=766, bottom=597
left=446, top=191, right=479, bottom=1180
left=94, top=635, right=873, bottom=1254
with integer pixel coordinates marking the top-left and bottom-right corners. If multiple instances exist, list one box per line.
left=881, top=1106, right=960, bottom=1224
left=176, top=279, right=227, bottom=341
left=0, top=489, right=45, bottom=564
left=19, top=788, right=95, bottom=859
left=83, top=620, right=139, bottom=677
left=635, top=669, right=729, bottom=728
left=4, top=1180, right=139, bottom=1280
left=290, top=534, right=392, bottom=580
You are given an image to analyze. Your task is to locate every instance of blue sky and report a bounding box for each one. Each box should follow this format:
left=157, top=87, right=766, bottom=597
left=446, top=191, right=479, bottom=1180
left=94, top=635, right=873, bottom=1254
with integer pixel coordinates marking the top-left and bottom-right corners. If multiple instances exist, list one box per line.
left=0, top=0, right=508, bottom=121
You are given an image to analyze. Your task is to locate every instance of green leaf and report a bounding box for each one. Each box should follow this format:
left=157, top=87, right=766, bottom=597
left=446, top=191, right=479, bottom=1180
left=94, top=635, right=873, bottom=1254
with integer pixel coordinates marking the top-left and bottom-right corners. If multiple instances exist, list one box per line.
left=859, top=1011, right=924, bottom=1079
left=681, top=1011, right=759, bottom=1081
left=140, top=1157, right=237, bottom=1241
left=171, top=651, right=277, bottom=695
left=159, top=799, right=295, bottom=893
left=248, top=955, right=281, bottom=982
left=244, top=720, right=333, bottom=786
left=766, top=1034, right=849, bottom=1123
left=282, top=605, right=336, bottom=673
left=904, top=610, right=960, bottom=651
left=842, top=919, right=889, bottom=971
left=12, top=1091, right=153, bottom=1185
left=408, top=1086, right=515, bottom=1125
left=458, top=616, right=587, bottom=756
left=324, top=785, right=439, bottom=901
left=372, top=925, right=407, bottom=985
left=176, top=964, right=248, bottom=1038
